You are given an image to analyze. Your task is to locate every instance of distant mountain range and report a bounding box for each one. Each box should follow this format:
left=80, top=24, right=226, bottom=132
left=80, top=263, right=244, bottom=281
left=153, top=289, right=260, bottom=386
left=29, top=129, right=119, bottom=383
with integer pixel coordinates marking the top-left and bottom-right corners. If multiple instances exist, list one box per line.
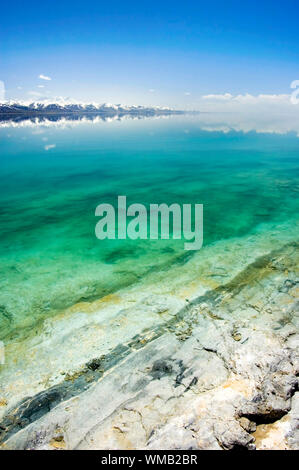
left=0, top=101, right=185, bottom=126
left=0, top=101, right=183, bottom=117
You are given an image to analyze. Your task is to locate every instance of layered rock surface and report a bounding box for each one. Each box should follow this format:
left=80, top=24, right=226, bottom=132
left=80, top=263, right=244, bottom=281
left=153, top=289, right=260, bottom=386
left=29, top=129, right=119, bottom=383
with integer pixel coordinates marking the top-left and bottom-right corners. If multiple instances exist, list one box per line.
left=0, top=242, right=298, bottom=450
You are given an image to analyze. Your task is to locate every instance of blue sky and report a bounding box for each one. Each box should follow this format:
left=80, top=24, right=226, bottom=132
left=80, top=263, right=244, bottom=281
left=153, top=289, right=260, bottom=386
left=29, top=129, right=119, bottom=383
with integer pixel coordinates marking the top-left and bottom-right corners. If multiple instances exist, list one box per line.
left=1, top=0, right=299, bottom=107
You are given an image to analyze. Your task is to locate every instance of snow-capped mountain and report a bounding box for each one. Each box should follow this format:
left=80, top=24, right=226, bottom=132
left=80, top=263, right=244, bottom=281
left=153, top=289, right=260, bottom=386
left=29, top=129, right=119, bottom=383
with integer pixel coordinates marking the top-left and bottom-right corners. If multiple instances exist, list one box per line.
left=0, top=100, right=181, bottom=116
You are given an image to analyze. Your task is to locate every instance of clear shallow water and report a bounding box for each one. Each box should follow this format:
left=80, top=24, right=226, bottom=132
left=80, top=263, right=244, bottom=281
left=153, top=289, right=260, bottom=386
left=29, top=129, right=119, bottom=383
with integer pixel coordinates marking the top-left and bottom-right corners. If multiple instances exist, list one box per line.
left=0, top=115, right=298, bottom=341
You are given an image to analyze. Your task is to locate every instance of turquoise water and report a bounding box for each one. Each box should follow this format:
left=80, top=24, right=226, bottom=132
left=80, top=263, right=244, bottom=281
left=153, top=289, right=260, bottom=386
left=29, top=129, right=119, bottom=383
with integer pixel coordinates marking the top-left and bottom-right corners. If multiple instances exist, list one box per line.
left=0, top=115, right=298, bottom=341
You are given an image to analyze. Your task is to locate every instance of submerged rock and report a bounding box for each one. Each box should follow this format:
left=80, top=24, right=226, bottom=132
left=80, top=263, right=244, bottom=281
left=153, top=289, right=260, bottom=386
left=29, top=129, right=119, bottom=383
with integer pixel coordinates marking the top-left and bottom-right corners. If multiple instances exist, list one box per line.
left=0, top=242, right=298, bottom=450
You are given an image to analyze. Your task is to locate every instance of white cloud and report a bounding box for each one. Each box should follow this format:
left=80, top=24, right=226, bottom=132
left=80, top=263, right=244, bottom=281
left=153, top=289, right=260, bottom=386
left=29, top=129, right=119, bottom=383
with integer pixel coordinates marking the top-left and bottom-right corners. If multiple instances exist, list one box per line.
left=28, top=91, right=43, bottom=97
left=39, top=74, right=51, bottom=81
left=17, top=86, right=22, bottom=90
left=202, top=93, right=233, bottom=101
left=184, top=92, right=191, bottom=96
left=44, top=144, right=56, bottom=151
left=201, top=92, right=290, bottom=105
left=37, top=85, right=45, bottom=88
left=193, top=92, right=299, bottom=136
left=149, top=89, right=155, bottom=93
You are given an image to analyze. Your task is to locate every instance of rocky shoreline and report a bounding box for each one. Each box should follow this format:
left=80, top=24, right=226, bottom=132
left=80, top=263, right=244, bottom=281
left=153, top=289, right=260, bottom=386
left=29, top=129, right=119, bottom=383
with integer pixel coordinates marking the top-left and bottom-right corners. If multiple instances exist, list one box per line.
left=0, top=240, right=298, bottom=450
